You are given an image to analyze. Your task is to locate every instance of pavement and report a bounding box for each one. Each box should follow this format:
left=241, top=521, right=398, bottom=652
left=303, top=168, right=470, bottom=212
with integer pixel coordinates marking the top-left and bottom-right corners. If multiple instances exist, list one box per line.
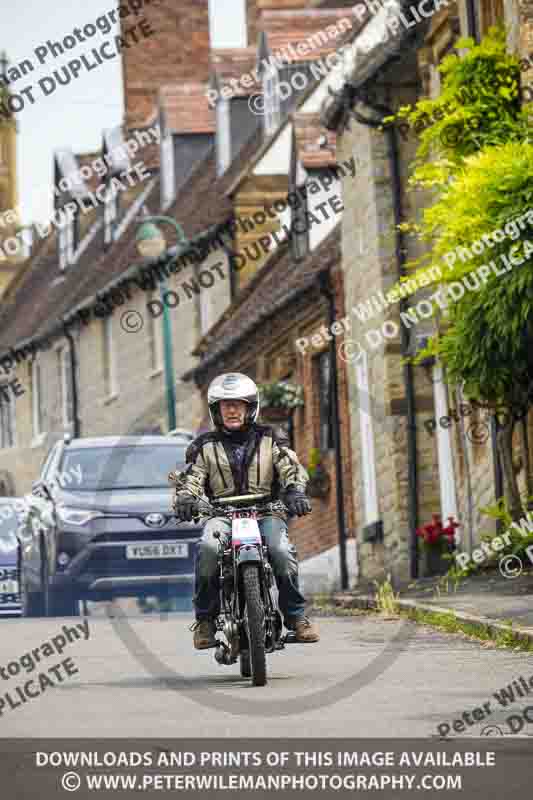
left=333, top=566, right=533, bottom=643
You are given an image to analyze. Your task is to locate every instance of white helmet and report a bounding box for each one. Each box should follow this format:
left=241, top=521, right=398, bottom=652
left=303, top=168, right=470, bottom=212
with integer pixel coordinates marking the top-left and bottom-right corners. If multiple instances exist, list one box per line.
left=207, top=373, right=260, bottom=429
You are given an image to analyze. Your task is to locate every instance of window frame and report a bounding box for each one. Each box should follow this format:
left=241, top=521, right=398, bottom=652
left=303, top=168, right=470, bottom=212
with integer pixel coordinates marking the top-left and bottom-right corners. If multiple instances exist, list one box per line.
left=0, top=392, right=16, bottom=449
left=102, top=316, right=118, bottom=399
left=264, top=68, right=281, bottom=136
left=30, top=358, right=44, bottom=440
left=58, top=219, right=75, bottom=270
left=56, top=345, right=74, bottom=428
left=103, top=187, right=118, bottom=246
left=315, top=349, right=334, bottom=452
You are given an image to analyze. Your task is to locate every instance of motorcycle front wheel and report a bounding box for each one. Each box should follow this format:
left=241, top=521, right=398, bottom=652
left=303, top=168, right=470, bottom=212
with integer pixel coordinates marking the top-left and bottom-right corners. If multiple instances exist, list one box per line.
left=242, top=564, right=267, bottom=686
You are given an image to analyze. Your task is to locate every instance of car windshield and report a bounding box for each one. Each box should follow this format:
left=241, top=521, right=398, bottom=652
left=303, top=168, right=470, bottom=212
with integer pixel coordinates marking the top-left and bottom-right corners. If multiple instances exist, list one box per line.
left=59, top=445, right=187, bottom=491
left=0, top=506, right=18, bottom=554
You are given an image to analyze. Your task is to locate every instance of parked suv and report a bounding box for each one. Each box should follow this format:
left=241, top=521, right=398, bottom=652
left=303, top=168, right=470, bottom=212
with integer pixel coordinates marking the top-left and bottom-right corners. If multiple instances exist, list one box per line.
left=18, top=436, right=202, bottom=616
left=0, top=497, right=25, bottom=616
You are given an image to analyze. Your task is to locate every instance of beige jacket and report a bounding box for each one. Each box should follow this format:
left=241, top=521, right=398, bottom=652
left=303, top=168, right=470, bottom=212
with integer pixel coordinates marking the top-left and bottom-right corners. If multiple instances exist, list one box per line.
left=169, top=425, right=308, bottom=506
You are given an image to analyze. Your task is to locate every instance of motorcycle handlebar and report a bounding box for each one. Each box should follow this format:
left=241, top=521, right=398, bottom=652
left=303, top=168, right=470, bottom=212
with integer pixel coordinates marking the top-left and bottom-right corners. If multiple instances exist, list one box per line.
left=213, top=493, right=272, bottom=506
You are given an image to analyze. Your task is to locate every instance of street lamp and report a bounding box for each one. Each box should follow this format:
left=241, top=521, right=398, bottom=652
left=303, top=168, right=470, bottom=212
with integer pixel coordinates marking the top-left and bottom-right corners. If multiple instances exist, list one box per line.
left=135, top=216, right=188, bottom=432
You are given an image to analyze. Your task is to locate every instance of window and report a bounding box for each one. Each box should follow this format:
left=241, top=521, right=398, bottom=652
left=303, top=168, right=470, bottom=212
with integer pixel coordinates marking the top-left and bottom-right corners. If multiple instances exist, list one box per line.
left=316, top=350, right=333, bottom=451
left=291, top=180, right=309, bottom=261
left=0, top=394, right=15, bottom=448
left=102, top=316, right=118, bottom=397
left=161, top=132, right=176, bottom=208
left=56, top=347, right=74, bottom=427
left=103, top=189, right=117, bottom=245
left=147, top=292, right=164, bottom=373
left=216, top=98, right=231, bottom=176
left=264, top=68, right=281, bottom=136
left=30, top=360, right=44, bottom=438
left=58, top=220, right=74, bottom=270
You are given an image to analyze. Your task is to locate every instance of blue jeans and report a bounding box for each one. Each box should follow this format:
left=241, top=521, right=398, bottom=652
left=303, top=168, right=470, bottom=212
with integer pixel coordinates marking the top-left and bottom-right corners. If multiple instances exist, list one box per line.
left=194, top=514, right=306, bottom=626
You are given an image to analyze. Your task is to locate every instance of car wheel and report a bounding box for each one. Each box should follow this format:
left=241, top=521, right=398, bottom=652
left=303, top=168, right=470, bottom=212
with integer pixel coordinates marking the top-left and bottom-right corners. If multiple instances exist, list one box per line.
left=43, top=559, right=79, bottom=617
left=19, top=558, right=45, bottom=618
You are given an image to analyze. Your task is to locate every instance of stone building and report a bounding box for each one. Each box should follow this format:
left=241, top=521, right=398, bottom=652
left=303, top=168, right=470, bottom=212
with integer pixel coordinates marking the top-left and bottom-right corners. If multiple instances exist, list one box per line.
left=0, top=3, right=234, bottom=494
left=320, top=0, right=531, bottom=583
left=0, top=52, right=26, bottom=299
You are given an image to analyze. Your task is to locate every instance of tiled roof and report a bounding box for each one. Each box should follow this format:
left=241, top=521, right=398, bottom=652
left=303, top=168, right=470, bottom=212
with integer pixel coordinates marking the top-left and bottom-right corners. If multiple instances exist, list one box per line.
left=0, top=146, right=234, bottom=355
left=260, top=8, right=356, bottom=59
left=183, top=224, right=341, bottom=380
left=159, top=82, right=216, bottom=134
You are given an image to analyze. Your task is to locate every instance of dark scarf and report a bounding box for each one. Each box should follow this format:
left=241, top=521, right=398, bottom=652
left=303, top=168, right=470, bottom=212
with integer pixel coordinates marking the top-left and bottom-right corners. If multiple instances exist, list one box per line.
left=219, top=424, right=257, bottom=491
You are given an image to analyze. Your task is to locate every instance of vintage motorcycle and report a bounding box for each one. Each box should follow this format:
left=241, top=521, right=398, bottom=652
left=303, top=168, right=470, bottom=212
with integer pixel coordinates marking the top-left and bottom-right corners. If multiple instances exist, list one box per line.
left=194, top=493, right=294, bottom=687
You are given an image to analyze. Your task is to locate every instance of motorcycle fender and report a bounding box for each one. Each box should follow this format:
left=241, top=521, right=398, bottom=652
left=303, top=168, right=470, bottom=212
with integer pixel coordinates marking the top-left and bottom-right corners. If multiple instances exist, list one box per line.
left=237, top=546, right=262, bottom=564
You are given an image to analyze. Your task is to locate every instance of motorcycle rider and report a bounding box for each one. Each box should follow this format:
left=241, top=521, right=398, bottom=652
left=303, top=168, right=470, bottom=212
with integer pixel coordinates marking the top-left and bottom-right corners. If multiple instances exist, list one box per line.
left=171, top=372, right=320, bottom=649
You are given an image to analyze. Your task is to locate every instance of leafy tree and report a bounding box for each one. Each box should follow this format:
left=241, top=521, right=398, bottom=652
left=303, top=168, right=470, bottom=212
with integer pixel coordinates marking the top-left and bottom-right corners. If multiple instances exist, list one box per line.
left=387, top=27, right=533, bottom=519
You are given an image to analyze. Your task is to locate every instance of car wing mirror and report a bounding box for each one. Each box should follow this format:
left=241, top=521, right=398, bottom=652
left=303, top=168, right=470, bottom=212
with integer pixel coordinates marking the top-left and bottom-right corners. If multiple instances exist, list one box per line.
left=32, top=480, right=51, bottom=499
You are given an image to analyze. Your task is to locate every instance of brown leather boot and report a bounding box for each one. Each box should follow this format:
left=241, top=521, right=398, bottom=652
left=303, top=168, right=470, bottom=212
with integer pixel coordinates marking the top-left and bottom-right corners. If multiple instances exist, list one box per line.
left=289, top=617, right=320, bottom=643
left=191, top=619, right=217, bottom=649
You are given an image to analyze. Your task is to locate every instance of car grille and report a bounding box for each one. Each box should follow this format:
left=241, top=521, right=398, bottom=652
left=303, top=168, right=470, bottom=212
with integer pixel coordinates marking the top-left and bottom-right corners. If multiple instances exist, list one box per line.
left=91, top=530, right=200, bottom=544
left=84, top=552, right=196, bottom=578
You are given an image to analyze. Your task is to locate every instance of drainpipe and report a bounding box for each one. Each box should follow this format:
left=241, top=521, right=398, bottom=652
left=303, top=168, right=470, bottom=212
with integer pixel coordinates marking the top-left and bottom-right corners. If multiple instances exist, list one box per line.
left=62, top=323, right=81, bottom=438
left=350, top=90, right=419, bottom=578
left=465, top=0, right=479, bottom=43
left=318, top=271, right=349, bottom=591
left=387, top=123, right=419, bottom=579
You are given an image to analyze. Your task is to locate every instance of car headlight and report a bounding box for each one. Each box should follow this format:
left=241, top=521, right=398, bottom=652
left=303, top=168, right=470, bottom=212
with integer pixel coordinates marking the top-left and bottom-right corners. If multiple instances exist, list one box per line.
left=56, top=507, right=104, bottom=526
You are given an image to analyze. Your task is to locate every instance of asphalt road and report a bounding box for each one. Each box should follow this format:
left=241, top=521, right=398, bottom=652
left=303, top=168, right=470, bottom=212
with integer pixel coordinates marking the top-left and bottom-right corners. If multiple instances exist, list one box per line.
left=1, top=610, right=533, bottom=738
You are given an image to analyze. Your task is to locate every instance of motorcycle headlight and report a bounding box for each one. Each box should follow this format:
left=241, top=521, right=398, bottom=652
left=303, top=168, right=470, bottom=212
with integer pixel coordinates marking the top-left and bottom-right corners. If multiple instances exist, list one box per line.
left=56, top=507, right=104, bottom=526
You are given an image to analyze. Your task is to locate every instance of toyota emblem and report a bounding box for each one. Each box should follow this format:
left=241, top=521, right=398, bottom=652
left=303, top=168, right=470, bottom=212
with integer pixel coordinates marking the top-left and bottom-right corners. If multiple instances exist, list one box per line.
left=144, top=513, right=165, bottom=528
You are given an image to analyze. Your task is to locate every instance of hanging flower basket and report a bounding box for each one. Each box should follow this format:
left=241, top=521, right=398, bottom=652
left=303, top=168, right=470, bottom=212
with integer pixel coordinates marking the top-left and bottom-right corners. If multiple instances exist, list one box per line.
left=258, top=382, right=304, bottom=418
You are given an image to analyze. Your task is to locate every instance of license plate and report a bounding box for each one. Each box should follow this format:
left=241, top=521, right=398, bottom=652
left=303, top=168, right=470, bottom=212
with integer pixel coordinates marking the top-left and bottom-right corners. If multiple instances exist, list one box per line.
left=0, top=579, right=18, bottom=594
left=126, top=542, right=188, bottom=560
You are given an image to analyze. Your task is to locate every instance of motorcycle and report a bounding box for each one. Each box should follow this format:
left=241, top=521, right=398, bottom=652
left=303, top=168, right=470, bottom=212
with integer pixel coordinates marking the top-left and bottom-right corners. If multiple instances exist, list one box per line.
left=194, top=493, right=294, bottom=687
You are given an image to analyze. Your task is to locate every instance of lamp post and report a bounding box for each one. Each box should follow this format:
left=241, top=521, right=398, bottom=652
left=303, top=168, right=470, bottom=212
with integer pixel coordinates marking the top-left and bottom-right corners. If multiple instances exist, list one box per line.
left=135, top=216, right=188, bottom=432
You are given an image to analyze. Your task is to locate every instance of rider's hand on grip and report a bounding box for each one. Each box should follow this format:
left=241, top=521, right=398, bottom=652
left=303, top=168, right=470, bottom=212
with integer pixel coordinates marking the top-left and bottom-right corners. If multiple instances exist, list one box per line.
left=174, top=494, right=199, bottom=522
left=284, top=487, right=312, bottom=517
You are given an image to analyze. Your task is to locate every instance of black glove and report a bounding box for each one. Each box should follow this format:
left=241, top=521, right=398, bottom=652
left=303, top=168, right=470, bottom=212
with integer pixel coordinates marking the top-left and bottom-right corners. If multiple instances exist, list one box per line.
left=174, top=495, right=199, bottom=522
left=284, top=487, right=312, bottom=517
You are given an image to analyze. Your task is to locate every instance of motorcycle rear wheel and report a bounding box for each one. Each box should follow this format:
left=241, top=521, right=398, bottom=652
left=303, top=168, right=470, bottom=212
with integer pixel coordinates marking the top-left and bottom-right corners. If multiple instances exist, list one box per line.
left=242, top=564, right=267, bottom=686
